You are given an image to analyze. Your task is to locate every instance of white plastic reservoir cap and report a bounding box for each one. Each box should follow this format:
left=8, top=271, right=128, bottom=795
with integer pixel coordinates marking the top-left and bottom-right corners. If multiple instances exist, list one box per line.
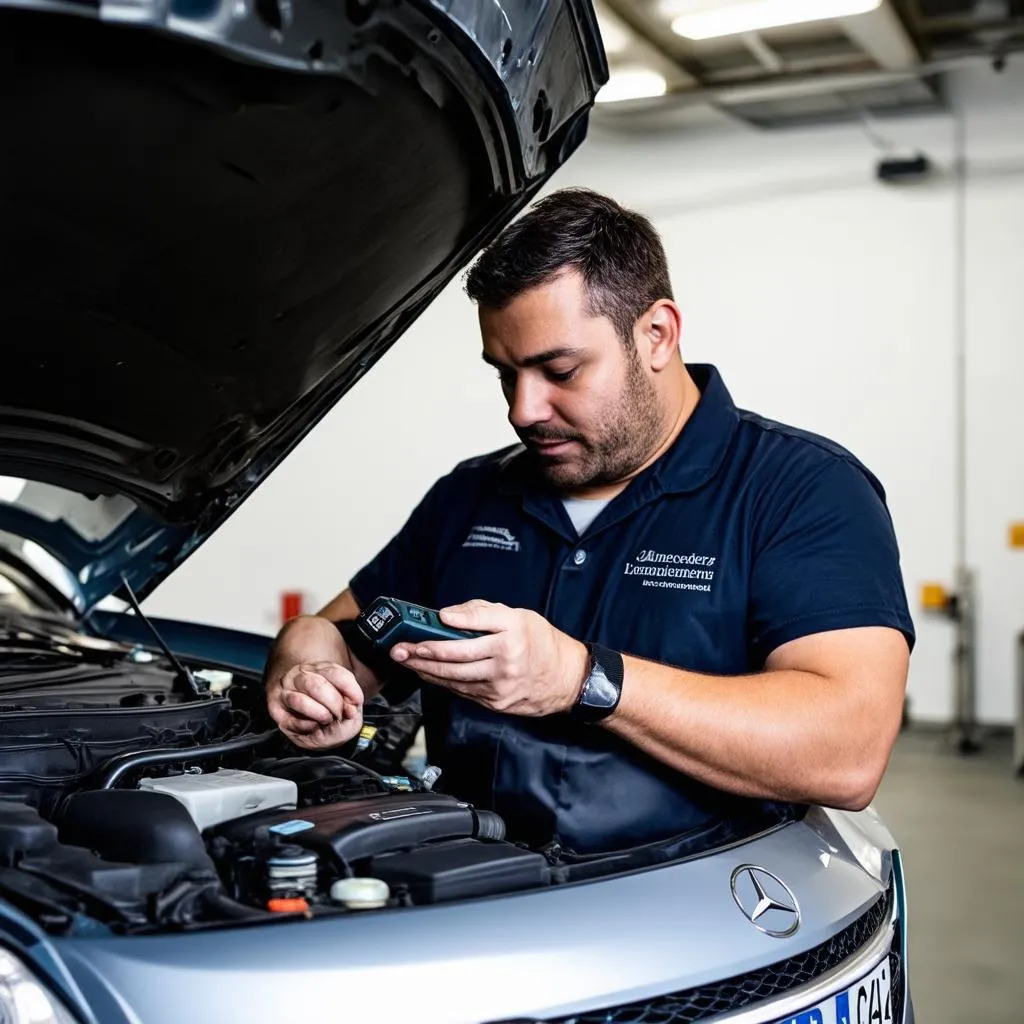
left=330, top=877, right=390, bottom=910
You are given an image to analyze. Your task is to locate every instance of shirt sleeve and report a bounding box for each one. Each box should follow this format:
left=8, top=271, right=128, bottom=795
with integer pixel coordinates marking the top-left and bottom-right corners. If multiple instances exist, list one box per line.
left=348, top=476, right=450, bottom=610
left=747, top=456, right=916, bottom=665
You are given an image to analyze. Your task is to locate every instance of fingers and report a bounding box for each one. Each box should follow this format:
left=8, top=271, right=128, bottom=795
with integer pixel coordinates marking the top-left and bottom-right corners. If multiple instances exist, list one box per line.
left=415, top=672, right=478, bottom=697
left=280, top=662, right=363, bottom=715
left=280, top=688, right=336, bottom=725
left=413, top=673, right=522, bottom=716
left=291, top=674, right=345, bottom=720
left=316, top=709, right=364, bottom=747
left=269, top=688, right=364, bottom=750
left=438, top=600, right=513, bottom=633
left=267, top=699, right=319, bottom=735
left=399, top=655, right=496, bottom=684
left=268, top=661, right=364, bottom=748
left=311, top=662, right=364, bottom=705
left=391, top=633, right=499, bottom=665
left=441, top=599, right=495, bottom=613
left=286, top=708, right=364, bottom=751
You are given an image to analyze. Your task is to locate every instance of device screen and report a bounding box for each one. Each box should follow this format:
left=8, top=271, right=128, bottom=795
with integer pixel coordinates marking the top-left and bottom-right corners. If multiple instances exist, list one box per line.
left=363, top=601, right=398, bottom=636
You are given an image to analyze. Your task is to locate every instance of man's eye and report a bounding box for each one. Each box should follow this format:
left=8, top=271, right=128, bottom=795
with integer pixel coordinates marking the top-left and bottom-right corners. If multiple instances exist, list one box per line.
left=549, top=367, right=579, bottom=384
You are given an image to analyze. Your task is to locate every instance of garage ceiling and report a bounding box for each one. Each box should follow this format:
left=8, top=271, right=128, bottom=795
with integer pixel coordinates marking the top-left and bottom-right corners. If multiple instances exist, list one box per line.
left=593, top=0, right=1024, bottom=128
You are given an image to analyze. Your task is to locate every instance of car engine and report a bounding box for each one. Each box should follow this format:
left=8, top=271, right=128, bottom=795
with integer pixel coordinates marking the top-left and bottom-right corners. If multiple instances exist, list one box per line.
left=0, top=612, right=796, bottom=938
left=0, top=756, right=553, bottom=936
left=0, top=634, right=554, bottom=936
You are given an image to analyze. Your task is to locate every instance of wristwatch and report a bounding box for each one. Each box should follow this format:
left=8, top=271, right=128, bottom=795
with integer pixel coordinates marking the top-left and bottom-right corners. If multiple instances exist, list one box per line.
left=570, top=643, right=624, bottom=724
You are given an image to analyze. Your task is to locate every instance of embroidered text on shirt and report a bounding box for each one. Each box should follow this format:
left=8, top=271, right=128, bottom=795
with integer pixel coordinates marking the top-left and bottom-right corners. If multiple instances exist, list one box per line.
left=462, top=525, right=521, bottom=552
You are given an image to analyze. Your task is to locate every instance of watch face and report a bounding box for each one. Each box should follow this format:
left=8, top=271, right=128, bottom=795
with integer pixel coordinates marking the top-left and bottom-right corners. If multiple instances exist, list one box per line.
left=574, top=645, right=624, bottom=723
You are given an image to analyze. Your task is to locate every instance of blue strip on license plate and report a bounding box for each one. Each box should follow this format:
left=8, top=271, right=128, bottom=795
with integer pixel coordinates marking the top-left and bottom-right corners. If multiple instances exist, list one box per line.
left=775, top=956, right=894, bottom=1024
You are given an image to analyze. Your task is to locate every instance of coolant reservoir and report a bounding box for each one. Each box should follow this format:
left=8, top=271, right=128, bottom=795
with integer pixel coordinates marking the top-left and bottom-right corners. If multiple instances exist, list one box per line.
left=138, top=769, right=298, bottom=831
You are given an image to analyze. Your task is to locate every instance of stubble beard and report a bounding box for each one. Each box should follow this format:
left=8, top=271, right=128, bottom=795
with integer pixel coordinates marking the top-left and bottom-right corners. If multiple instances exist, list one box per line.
left=526, top=351, right=666, bottom=491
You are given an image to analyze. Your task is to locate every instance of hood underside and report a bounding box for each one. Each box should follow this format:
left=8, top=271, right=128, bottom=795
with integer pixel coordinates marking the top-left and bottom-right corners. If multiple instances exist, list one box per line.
left=0, top=0, right=606, bottom=608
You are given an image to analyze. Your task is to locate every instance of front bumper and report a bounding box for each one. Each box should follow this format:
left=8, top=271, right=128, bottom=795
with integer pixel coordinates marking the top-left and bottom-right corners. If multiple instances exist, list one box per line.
left=14, top=809, right=904, bottom=1024
left=516, top=850, right=910, bottom=1024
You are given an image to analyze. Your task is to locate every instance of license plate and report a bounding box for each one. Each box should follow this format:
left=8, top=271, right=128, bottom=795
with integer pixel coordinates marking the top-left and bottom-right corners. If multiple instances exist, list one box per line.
left=774, top=956, right=894, bottom=1024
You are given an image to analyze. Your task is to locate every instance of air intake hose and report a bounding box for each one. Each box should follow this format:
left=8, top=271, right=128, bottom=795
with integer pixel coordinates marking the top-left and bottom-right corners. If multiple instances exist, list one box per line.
left=473, top=810, right=506, bottom=842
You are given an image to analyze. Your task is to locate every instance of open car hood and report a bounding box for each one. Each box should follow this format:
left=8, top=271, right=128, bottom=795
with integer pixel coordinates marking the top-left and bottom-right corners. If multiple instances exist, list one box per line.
left=0, top=0, right=606, bottom=613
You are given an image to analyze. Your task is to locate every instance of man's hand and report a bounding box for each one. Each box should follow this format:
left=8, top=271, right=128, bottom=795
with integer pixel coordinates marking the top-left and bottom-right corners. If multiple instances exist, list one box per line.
left=263, top=601, right=380, bottom=752
left=389, top=600, right=588, bottom=716
left=267, top=661, right=364, bottom=750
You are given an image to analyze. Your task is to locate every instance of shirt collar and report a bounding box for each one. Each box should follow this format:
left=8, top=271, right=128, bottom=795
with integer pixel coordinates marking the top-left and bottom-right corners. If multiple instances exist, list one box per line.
left=497, top=362, right=740, bottom=500
left=651, top=362, right=740, bottom=494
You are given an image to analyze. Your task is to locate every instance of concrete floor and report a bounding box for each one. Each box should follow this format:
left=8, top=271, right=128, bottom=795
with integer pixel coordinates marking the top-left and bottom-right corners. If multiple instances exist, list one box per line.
left=872, top=729, right=1024, bottom=1023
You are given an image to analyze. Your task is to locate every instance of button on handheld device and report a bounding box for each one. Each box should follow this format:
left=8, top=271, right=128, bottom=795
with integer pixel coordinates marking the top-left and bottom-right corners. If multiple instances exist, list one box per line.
left=355, top=597, right=485, bottom=653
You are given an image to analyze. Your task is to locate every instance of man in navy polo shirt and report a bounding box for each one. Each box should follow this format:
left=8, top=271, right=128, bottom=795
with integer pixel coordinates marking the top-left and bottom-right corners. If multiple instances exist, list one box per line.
left=264, top=188, right=915, bottom=855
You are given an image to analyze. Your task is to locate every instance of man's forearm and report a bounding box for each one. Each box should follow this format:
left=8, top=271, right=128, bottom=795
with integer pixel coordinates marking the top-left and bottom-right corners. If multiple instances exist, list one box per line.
left=264, top=614, right=382, bottom=699
left=599, top=647, right=904, bottom=811
left=388, top=602, right=907, bottom=810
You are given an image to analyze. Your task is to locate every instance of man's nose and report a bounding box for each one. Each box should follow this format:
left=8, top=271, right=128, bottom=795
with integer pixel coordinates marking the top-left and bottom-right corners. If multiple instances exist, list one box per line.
left=508, top=376, right=551, bottom=430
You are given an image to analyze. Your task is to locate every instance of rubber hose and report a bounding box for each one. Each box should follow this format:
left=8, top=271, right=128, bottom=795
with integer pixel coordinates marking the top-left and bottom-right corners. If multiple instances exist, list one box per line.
left=94, top=729, right=279, bottom=790
left=473, top=810, right=506, bottom=841
left=203, top=889, right=268, bottom=921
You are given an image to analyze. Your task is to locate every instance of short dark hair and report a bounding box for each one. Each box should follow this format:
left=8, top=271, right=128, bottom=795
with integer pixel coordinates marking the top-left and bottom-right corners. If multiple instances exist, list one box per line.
left=464, top=188, right=673, bottom=344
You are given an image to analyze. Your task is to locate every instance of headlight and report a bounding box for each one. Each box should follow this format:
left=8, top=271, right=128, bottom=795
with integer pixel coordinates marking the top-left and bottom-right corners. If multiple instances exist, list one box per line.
left=0, top=948, right=78, bottom=1024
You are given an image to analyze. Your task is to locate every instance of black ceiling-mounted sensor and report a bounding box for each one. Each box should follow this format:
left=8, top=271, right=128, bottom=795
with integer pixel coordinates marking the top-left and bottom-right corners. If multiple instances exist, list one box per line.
left=876, top=153, right=932, bottom=184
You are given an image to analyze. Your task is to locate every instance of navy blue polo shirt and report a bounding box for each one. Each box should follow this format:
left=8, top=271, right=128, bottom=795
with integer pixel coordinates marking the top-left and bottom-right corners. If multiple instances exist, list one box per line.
left=350, top=364, right=915, bottom=854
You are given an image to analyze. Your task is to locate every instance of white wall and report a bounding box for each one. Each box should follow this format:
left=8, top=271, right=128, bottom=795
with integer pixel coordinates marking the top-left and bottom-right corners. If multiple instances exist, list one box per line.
left=958, top=67, right=1024, bottom=725
left=144, top=63, right=1024, bottom=725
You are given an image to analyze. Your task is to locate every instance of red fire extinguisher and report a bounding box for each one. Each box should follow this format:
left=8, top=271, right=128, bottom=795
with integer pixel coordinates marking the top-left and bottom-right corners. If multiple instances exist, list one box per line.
left=280, top=591, right=304, bottom=625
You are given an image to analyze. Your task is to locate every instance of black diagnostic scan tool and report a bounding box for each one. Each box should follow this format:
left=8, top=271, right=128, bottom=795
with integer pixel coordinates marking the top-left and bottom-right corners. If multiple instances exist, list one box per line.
left=354, top=597, right=484, bottom=654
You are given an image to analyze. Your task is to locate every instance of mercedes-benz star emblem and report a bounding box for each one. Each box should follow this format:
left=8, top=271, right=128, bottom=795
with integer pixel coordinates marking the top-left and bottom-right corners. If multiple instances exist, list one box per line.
left=730, top=865, right=801, bottom=937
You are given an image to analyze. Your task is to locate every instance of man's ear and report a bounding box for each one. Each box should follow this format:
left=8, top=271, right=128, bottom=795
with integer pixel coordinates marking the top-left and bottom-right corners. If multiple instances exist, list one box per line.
left=644, top=300, right=682, bottom=372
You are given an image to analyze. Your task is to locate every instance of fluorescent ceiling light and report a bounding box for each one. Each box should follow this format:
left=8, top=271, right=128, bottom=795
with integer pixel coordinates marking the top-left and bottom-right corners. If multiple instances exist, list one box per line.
left=667, top=0, right=882, bottom=41
left=596, top=67, right=668, bottom=104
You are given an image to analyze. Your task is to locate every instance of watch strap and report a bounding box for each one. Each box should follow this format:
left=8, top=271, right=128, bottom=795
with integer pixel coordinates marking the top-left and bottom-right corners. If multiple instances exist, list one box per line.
left=571, top=643, right=624, bottom=723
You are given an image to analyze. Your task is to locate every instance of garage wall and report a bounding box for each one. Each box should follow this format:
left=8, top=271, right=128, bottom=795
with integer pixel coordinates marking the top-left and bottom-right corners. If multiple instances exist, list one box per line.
left=957, top=66, right=1024, bottom=725
left=144, top=62, right=1024, bottom=725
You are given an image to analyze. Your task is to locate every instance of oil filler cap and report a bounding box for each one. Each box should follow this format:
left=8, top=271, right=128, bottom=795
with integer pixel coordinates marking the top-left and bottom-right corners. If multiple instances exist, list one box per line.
left=267, top=897, right=309, bottom=914
left=330, top=877, right=390, bottom=910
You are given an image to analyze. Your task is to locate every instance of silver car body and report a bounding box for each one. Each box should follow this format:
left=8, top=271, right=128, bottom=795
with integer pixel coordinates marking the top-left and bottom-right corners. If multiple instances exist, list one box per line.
left=1, top=804, right=909, bottom=1024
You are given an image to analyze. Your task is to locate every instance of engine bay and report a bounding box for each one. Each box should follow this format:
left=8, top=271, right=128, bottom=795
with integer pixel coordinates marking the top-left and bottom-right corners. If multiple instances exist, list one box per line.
left=0, top=605, right=796, bottom=938
left=0, top=756, right=555, bottom=937
left=0, top=615, right=562, bottom=936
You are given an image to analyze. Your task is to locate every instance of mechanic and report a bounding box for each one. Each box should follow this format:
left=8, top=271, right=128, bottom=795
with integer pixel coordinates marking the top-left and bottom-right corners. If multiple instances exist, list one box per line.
left=264, top=188, right=916, bottom=855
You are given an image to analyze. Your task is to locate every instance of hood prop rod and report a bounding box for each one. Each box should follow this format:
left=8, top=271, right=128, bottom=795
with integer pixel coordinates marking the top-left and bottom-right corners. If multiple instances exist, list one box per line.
left=119, top=574, right=203, bottom=697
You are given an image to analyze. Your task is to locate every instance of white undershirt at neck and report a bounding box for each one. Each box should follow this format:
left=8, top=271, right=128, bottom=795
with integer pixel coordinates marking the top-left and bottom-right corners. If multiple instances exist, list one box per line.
left=561, top=496, right=611, bottom=536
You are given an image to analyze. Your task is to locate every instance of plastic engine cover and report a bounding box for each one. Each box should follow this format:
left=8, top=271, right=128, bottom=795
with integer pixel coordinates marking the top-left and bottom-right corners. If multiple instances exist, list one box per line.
left=206, top=792, right=483, bottom=869
left=368, top=837, right=551, bottom=904
left=138, top=769, right=298, bottom=831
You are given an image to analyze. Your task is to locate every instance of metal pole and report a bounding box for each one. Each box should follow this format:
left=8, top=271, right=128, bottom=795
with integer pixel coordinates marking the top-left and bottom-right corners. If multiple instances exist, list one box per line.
left=949, top=96, right=981, bottom=755
left=953, top=97, right=968, bottom=578
left=1015, top=630, right=1024, bottom=776
left=951, top=567, right=981, bottom=753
